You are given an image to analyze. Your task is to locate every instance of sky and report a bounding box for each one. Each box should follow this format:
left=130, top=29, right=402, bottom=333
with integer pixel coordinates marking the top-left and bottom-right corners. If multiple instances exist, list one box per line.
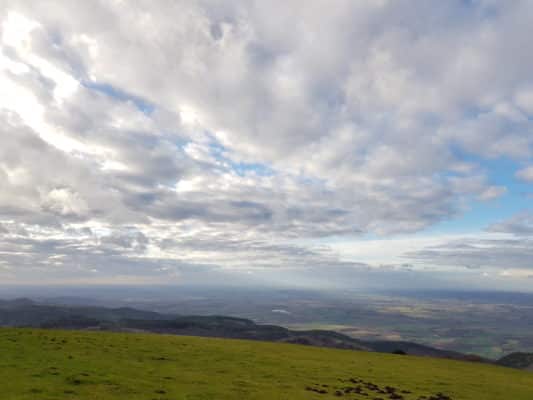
left=0, top=0, right=532, bottom=291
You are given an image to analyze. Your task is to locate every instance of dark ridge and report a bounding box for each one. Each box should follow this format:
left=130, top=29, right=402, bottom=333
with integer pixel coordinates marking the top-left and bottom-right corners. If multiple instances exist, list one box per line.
left=496, top=352, right=533, bottom=370
left=0, top=298, right=519, bottom=368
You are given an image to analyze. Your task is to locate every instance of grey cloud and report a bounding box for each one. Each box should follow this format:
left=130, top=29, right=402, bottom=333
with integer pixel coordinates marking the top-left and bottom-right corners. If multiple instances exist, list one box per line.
left=1, top=1, right=533, bottom=285
left=4, top=0, right=527, bottom=233
left=0, top=114, right=143, bottom=226
left=487, top=213, right=533, bottom=236
left=406, top=237, right=533, bottom=270
left=516, top=166, right=533, bottom=182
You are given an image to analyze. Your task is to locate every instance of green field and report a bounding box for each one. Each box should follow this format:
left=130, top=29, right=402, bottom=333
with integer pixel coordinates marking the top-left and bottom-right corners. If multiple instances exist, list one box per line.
left=1, top=328, right=532, bottom=400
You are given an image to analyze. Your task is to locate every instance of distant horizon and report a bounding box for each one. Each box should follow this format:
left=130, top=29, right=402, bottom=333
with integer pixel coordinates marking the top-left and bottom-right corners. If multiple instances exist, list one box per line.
left=3, top=284, right=533, bottom=297
left=3, top=284, right=533, bottom=360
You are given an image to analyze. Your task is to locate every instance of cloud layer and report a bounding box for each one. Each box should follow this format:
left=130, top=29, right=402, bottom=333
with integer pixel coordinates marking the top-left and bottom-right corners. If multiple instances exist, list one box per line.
left=0, top=1, right=532, bottom=288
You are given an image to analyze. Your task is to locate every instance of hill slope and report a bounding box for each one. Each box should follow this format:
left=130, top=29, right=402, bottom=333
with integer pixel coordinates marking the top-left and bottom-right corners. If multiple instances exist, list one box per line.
left=0, top=299, right=490, bottom=363
left=1, top=328, right=532, bottom=400
left=497, top=352, right=533, bottom=370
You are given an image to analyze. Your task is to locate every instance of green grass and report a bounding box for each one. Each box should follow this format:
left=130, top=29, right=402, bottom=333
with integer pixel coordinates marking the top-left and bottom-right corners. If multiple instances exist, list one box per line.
left=1, top=328, right=532, bottom=399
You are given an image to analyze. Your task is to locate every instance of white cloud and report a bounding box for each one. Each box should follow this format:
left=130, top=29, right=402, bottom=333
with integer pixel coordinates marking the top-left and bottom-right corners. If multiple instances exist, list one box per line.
left=0, top=0, right=532, bottom=287
left=478, top=185, right=507, bottom=201
left=516, top=165, right=533, bottom=182
left=40, top=187, right=88, bottom=217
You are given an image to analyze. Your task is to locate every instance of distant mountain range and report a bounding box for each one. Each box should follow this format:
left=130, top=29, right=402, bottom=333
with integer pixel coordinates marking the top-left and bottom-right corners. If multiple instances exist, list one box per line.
left=1, top=298, right=530, bottom=370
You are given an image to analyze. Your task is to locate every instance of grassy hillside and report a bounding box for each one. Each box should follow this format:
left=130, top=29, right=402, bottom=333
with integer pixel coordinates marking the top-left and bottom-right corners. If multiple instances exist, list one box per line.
left=1, top=328, right=532, bottom=400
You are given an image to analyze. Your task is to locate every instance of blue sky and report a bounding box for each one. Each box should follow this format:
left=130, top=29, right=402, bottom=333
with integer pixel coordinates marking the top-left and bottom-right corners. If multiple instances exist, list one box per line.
left=425, top=157, right=530, bottom=234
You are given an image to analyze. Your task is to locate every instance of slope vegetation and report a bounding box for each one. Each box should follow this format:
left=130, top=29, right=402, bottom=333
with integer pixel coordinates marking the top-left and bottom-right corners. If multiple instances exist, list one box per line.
left=1, top=328, right=532, bottom=400
left=0, top=299, right=491, bottom=363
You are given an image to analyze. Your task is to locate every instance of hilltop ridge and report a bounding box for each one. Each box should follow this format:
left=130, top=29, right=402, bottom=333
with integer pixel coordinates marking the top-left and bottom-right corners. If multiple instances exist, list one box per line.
left=0, top=298, right=511, bottom=367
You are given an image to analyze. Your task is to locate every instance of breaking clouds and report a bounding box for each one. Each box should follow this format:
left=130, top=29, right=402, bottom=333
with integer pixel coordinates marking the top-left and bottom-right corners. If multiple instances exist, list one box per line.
left=0, top=1, right=532, bottom=290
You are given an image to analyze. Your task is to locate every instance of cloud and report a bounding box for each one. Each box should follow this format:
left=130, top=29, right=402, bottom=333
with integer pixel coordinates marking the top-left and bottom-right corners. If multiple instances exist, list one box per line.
left=487, top=213, right=533, bottom=236
left=404, top=213, right=533, bottom=284
left=516, top=165, right=533, bottom=182
left=0, top=1, right=532, bottom=286
left=406, top=236, right=533, bottom=268
left=478, top=185, right=507, bottom=201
